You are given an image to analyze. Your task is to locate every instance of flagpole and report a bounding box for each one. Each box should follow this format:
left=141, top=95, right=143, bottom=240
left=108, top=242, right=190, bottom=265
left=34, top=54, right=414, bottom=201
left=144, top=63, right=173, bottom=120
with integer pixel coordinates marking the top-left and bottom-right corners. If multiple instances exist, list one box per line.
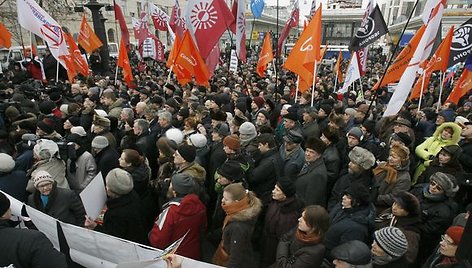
left=362, top=0, right=420, bottom=122
left=248, top=16, right=256, bottom=52
left=334, top=73, right=338, bottom=92
left=56, top=61, right=59, bottom=82
left=437, top=71, right=446, bottom=112
left=311, top=61, right=317, bottom=107
left=295, top=75, right=300, bottom=103
left=417, top=71, right=426, bottom=113
left=167, top=65, right=174, bottom=84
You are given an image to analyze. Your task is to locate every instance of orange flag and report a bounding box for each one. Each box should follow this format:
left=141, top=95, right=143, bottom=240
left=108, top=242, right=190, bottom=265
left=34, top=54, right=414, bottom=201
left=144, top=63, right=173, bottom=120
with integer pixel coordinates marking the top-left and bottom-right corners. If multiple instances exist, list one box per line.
left=372, top=25, right=426, bottom=90
left=298, top=46, right=327, bottom=93
left=284, top=4, right=322, bottom=93
left=409, top=26, right=454, bottom=100
left=78, top=15, right=103, bottom=54
left=334, top=50, right=344, bottom=83
left=446, top=55, right=472, bottom=104
left=65, top=32, right=89, bottom=77
left=166, top=34, right=181, bottom=68
left=257, top=32, right=274, bottom=78
left=0, top=22, right=12, bottom=48
left=117, top=38, right=133, bottom=86
left=173, top=30, right=210, bottom=87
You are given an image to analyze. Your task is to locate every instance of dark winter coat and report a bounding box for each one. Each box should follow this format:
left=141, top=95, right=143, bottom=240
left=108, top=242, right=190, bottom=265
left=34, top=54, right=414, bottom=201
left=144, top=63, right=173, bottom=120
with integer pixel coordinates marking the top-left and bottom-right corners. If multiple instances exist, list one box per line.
left=261, top=197, right=304, bottom=268
left=323, top=144, right=341, bottom=193
left=273, top=229, right=326, bottom=268
left=374, top=162, right=411, bottom=210
left=423, top=245, right=463, bottom=268
left=328, top=169, right=375, bottom=210
left=302, top=120, right=321, bottom=140
left=248, top=148, right=283, bottom=205
left=0, top=219, right=67, bottom=268
left=295, top=157, right=328, bottom=207
left=280, top=144, right=305, bottom=178
left=324, top=203, right=376, bottom=251
left=95, top=146, right=120, bottom=179
left=0, top=169, right=28, bottom=202
left=28, top=184, right=86, bottom=226
left=95, top=191, right=148, bottom=244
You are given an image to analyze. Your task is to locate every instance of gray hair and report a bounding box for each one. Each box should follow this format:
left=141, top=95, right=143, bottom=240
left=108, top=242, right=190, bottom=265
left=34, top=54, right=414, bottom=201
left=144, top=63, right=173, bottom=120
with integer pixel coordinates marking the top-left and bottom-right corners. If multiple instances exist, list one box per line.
left=134, top=119, right=149, bottom=131
left=121, top=108, right=134, bottom=120
left=158, top=111, right=172, bottom=122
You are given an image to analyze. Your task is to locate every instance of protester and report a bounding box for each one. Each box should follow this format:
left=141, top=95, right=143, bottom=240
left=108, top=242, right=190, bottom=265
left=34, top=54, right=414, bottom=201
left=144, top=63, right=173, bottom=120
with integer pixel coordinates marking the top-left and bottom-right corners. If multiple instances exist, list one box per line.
left=371, top=227, right=409, bottom=267
left=0, top=153, right=28, bottom=202
left=331, top=240, right=372, bottom=268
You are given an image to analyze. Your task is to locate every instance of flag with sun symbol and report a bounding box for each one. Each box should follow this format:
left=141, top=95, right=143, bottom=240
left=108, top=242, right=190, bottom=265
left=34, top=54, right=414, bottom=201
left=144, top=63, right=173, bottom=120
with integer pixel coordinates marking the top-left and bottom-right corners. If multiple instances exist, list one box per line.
left=235, top=0, right=247, bottom=62
left=170, top=0, right=187, bottom=38
left=185, top=0, right=235, bottom=59
left=149, top=2, right=170, bottom=32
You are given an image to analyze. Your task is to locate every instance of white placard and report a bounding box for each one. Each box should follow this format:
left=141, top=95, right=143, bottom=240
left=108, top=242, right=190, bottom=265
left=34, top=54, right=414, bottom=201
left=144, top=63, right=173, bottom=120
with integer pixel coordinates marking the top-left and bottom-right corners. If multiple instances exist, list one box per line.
left=79, top=172, right=107, bottom=220
left=25, top=205, right=60, bottom=249
left=229, top=49, right=238, bottom=73
left=0, top=190, right=24, bottom=216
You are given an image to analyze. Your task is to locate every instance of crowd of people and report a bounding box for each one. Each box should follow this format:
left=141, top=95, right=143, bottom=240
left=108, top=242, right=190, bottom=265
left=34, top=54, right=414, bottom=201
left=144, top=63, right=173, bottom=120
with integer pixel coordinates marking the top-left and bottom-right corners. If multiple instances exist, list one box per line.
left=0, top=45, right=471, bottom=268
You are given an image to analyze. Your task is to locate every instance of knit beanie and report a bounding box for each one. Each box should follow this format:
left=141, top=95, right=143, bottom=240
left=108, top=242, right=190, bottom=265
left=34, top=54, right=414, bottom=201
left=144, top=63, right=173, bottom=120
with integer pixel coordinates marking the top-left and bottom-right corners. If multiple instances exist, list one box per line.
left=92, top=136, right=109, bottom=149
left=105, top=168, right=134, bottom=195
left=392, top=191, right=421, bottom=216
left=223, top=135, right=241, bottom=151
left=430, top=172, right=459, bottom=197
left=70, top=126, right=87, bottom=137
left=189, top=133, right=207, bottom=148
left=446, top=226, right=465, bottom=245
left=218, top=160, right=243, bottom=182
left=37, top=118, right=56, bottom=134
left=177, top=144, right=197, bottom=162
left=0, top=192, right=10, bottom=217
left=374, top=227, right=408, bottom=258
left=214, top=123, right=230, bottom=137
left=331, top=240, right=372, bottom=265
left=347, top=127, right=364, bottom=141
left=171, top=173, right=196, bottom=195
left=439, top=109, right=455, bottom=122
left=253, top=96, right=265, bottom=109
left=33, top=170, right=55, bottom=188
left=0, top=153, right=15, bottom=173
left=348, top=146, right=376, bottom=170
left=165, top=128, right=184, bottom=145
left=239, top=122, right=257, bottom=136
left=277, top=178, right=296, bottom=198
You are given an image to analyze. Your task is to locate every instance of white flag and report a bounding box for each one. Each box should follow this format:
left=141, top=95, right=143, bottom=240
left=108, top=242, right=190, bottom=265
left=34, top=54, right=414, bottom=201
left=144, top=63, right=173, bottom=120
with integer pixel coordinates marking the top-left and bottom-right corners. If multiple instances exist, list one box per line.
left=383, top=1, right=444, bottom=117
left=17, top=0, right=70, bottom=69
left=339, top=53, right=361, bottom=93
left=235, top=0, right=247, bottom=62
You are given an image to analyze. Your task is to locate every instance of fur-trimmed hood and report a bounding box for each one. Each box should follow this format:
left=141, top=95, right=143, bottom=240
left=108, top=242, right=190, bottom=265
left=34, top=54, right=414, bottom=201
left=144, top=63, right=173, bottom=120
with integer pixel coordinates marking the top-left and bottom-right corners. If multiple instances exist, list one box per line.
left=432, top=122, right=462, bottom=145
left=228, top=196, right=263, bottom=223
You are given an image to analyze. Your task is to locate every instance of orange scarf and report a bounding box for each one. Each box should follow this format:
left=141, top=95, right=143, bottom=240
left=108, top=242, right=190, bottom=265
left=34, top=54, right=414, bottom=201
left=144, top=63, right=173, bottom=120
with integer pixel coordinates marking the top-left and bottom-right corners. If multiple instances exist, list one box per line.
left=295, top=229, right=321, bottom=244
left=373, top=163, right=398, bottom=184
left=221, top=195, right=250, bottom=228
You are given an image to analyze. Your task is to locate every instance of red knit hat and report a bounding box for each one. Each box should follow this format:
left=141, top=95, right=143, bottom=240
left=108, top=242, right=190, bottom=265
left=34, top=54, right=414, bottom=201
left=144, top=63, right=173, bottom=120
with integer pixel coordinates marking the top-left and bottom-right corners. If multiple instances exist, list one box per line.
left=446, top=226, right=465, bottom=245
left=223, top=135, right=240, bottom=151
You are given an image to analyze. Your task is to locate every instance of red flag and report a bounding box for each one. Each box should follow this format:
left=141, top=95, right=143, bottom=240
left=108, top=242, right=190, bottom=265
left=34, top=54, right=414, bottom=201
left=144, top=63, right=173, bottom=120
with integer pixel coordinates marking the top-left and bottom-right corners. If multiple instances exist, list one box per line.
left=334, top=50, right=344, bottom=83
left=114, top=1, right=130, bottom=51
left=185, top=0, right=235, bottom=59
left=446, top=55, right=472, bottom=104
left=65, top=32, right=89, bottom=77
left=173, top=30, right=210, bottom=86
left=257, top=32, right=274, bottom=77
left=78, top=15, right=103, bottom=54
left=277, top=0, right=299, bottom=56
left=149, top=3, right=170, bottom=31
left=229, top=0, right=237, bottom=33
left=0, top=22, right=11, bottom=48
left=167, top=34, right=182, bottom=68
left=206, top=43, right=221, bottom=76
left=117, top=38, right=133, bottom=86
left=170, top=0, right=186, bottom=38
left=235, top=0, right=247, bottom=62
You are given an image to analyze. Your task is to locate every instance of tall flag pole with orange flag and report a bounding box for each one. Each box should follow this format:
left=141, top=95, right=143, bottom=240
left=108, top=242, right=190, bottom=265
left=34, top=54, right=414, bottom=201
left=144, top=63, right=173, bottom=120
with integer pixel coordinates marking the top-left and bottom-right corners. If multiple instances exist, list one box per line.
left=257, top=32, right=274, bottom=78
left=0, top=22, right=12, bottom=49
left=65, top=32, right=89, bottom=78
left=445, top=54, right=472, bottom=105
left=78, top=15, right=103, bottom=54
left=333, top=50, right=344, bottom=91
left=166, top=34, right=181, bottom=83
left=117, top=38, right=133, bottom=86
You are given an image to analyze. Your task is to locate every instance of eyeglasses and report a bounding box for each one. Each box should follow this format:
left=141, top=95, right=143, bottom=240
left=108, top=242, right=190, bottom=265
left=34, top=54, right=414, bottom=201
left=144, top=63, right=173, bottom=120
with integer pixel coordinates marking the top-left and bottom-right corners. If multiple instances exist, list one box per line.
left=430, top=180, right=443, bottom=191
left=441, top=234, right=455, bottom=246
left=37, top=182, right=53, bottom=189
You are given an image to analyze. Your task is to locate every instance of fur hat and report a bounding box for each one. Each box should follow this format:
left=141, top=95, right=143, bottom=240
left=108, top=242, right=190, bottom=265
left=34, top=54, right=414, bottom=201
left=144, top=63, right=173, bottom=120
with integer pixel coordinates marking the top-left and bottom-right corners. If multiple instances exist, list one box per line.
left=446, top=226, right=465, bottom=245
left=348, top=146, right=376, bottom=170
left=320, top=104, right=333, bottom=115
left=305, top=137, right=326, bottom=154
left=0, top=153, right=15, bottom=173
left=218, top=160, right=243, bottom=182
left=345, top=183, right=370, bottom=206
left=232, top=113, right=248, bottom=127
left=362, top=120, right=377, bottom=135
left=374, top=227, right=408, bottom=258
left=430, top=172, right=459, bottom=197
left=283, top=111, right=299, bottom=122
left=391, top=132, right=412, bottom=147
left=33, top=139, right=59, bottom=160
left=33, top=170, right=54, bottom=188
left=394, top=118, right=412, bottom=128
left=284, top=130, right=304, bottom=144
left=390, top=144, right=410, bottom=161
left=91, top=136, right=109, bottom=149
left=189, top=133, right=207, bottom=148
left=331, top=240, right=371, bottom=265
left=223, top=135, right=240, bottom=151
left=93, top=115, right=111, bottom=128
left=106, top=168, right=134, bottom=195
left=37, top=118, right=56, bottom=134
left=392, top=191, right=421, bottom=216
left=0, top=192, right=10, bottom=217
left=171, top=173, right=196, bottom=195
left=177, top=144, right=196, bottom=162
left=210, top=110, right=227, bottom=121
left=321, top=127, right=339, bottom=144
left=277, top=178, right=296, bottom=198
left=157, top=137, right=177, bottom=157
left=165, top=128, right=184, bottom=145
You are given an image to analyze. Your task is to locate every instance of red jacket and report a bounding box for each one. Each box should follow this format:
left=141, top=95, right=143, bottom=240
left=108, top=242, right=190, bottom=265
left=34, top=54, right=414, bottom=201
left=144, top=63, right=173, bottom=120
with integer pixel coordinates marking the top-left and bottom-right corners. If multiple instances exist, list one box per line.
left=149, top=194, right=207, bottom=259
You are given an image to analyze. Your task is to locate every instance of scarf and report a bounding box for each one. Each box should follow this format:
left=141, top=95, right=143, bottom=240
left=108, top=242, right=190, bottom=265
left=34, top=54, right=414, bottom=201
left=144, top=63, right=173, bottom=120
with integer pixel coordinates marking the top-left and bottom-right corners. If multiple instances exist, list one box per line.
left=69, top=147, right=86, bottom=174
left=372, top=254, right=394, bottom=265
left=221, top=195, right=250, bottom=228
left=295, top=229, right=321, bottom=244
left=373, top=163, right=398, bottom=184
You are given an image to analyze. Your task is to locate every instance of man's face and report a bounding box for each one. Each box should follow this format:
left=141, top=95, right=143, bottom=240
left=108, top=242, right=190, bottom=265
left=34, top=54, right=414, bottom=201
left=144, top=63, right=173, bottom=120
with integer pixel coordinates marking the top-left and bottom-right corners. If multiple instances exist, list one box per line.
left=347, top=135, right=360, bottom=148
left=462, top=124, right=472, bottom=139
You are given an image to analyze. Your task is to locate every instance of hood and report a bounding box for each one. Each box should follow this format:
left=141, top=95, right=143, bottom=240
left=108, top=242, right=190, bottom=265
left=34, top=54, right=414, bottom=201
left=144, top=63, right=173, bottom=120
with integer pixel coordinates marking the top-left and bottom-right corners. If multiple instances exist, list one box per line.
left=346, top=203, right=376, bottom=226
left=180, top=163, right=206, bottom=185
left=127, top=163, right=150, bottom=182
left=229, top=196, right=263, bottom=223
left=432, top=122, right=462, bottom=144
left=174, top=194, right=206, bottom=217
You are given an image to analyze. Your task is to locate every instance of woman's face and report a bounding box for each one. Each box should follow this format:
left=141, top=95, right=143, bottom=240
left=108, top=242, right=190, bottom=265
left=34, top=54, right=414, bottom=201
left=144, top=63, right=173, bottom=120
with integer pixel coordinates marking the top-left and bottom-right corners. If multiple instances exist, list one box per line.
left=272, top=184, right=286, bottom=201
left=441, top=128, right=453, bottom=140
left=429, top=180, right=444, bottom=195
left=438, top=151, right=452, bottom=165
left=341, top=194, right=353, bottom=209
left=298, top=211, right=313, bottom=233
left=392, top=201, right=409, bottom=217
left=222, top=191, right=234, bottom=206
left=118, top=152, right=130, bottom=168
left=37, top=181, right=53, bottom=196
left=388, top=151, right=402, bottom=167
left=439, top=234, right=458, bottom=257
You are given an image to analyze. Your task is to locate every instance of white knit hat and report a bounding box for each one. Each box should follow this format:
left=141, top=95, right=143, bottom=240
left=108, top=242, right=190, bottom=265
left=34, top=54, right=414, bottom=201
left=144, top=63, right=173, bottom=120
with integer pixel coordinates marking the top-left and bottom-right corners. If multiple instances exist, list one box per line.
left=189, top=133, right=207, bottom=148
left=0, top=153, right=15, bottom=173
left=165, top=128, right=184, bottom=145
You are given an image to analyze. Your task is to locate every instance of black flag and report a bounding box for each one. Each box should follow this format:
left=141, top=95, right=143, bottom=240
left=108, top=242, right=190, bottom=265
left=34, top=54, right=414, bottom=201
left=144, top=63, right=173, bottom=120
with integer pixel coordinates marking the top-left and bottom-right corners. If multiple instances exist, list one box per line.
left=349, top=4, right=388, bottom=51
left=448, top=18, right=472, bottom=68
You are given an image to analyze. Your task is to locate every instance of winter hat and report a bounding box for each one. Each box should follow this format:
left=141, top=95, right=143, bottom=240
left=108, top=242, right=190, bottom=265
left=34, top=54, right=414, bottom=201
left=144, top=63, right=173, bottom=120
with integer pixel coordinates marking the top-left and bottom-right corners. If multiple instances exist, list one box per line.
left=430, top=172, right=459, bottom=197
left=171, top=173, right=196, bottom=195
left=464, top=102, right=472, bottom=108
left=66, top=116, right=81, bottom=127
left=165, top=97, right=181, bottom=111
left=157, top=137, right=177, bottom=157
left=67, top=103, right=81, bottom=115
left=0, top=153, right=15, bottom=173
left=66, top=133, right=84, bottom=147
left=394, top=118, right=412, bottom=128
left=71, top=126, right=87, bottom=137
left=239, top=122, right=257, bottom=136
left=18, top=121, right=36, bottom=133
left=256, top=109, right=270, bottom=121
left=223, top=135, right=240, bottom=151
left=33, top=170, right=55, bottom=188
left=303, top=106, right=318, bottom=119
left=347, top=127, right=364, bottom=141
left=5, top=106, right=20, bottom=120
left=189, top=133, right=207, bottom=148
left=348, top=146, right=376, bottom=170
left=0, top=192, right=10, bottom=217
left=392, top=191, right=421, bottom=216
left=283, top=111, right=299, bottom=122
left=37, top=118, right=56, bottom=134
left=390, top=144, right=410, bottom=161
left=439, top=109, right=455, bottom=122
left=106, top=168, right=134, bottom=195
left=345, top=183, right=370, bottom=206
left=165, top=128, right=184, bottom=145
left=440, top=145, right=462, bottom=159
left=60, top=104, right=69, bottom=115
left=455, top=116, right=469, bottom=128
left=214, top=122, right=230, bottom=137
left=321, top=128, right=339, bottom=144
left=91, top=136, right=109, bottom=149
left=93, top=116, right=111, bottom=128
left=235, top=101, right=248, bottom=114
left=210, top=110, right=227, bottom=121
left=253, top=96, right=265, bottom=109
left=284, top=130, right=304, bottom=144
left=331, top=240, right=372, bottom=265
left=177, top=144, right=196, bottom=162
left=233, top=112, right=248, bottom=127
left=33, top=139, right=59, bottom=160
left=320, top=104, right=333, bottom=115
left=446, top=226, right=465, bottom=245
left=344, top=108, right=357, bottom=117
left=362, top=120, right=377, bottom=135
left=356, top=103, right=369, bottom=114
left=39, top=100, right=56, bottom=114
left=374, top=227, right=408, bottom=258
left=391, top=132, right=412, bottom=147
left=305, top=137, right=326, bottom=154
left=277, top=178, right=296, bottom=198
left=178, top=107, right=190, bottom=118
left=218, top=160, right=243, bottom=182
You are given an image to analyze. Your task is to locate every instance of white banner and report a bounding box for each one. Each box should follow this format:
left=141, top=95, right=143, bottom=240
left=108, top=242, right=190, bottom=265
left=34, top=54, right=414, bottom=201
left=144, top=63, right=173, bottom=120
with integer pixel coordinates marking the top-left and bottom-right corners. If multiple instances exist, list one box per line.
left=79, top=172, right=107, bottom=220
left=229, top=49, right=238, bottom=73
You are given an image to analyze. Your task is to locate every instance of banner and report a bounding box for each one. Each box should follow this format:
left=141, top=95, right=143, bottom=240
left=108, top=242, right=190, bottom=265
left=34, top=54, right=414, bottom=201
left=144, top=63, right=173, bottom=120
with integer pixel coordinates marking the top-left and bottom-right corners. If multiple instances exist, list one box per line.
left=229, top=49, right=238, bottom=73
left=78, top=15, right=103, bottom=54
left=448, top=17, right=472, bottom=68
left=350, top=5, right=388, bottom=51
left=339, top=53, right=360, bottom=93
